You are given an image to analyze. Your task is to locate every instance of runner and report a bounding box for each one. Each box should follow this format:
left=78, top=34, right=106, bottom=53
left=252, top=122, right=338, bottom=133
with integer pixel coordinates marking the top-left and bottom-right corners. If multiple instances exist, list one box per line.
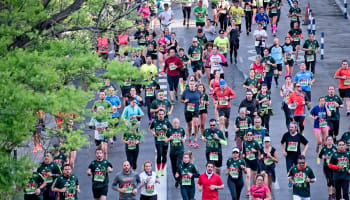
left=249, top=174, right=272, bottom=200
left=280, top=122, right=309, bottom=187
left=150, top=90, right=173, bottom=119
left=24, top=170, right=46, bottom=200
left=37, top=152, right=62, bottom=200
left=242, top=131, right=261, bottom=193
left=208, top=46, right=227, bottom=80
left=287, top=155, right=316, bottom=200
left=325, top=85, right=344, bottom=142
left=269, top=37, right=285, bottom=87
left=268, top=0, right=280, bottom=36
left=121, top=97, right=144, bottom=126
left=197, top=162, right=225, bottom=199
left=162, top=48, right=183, bottom=104
left=122, top=122, right=142, bottom=171
left=145, top=32, right=158, bottom=67
left=125, top=87, right=143, bottom=106
left=194, top=0, right=208, bottom=28
left=211, top=79, right=236, bottom=137
left=139, top=161, right=160, bottom=200
left=216, top=0, right=230, bottom=31
left=179, top=47, right=190, bottom=94
left=87, top=148, right=113, bottom=200
left=203, top=42, right=214, bottom=82
left=52, top=144, right=67, bottom=169
left=225, top=147, right=246, bottom=200
left=181, top=80, right=201, bottom=147
left=143, top=73, right=158, bottom=124
left=256, top=84, right=272, bottom=131
left=283, top=36, right=296, bottom=77
left=112, top=161, right=140, bottom=200
left=202, top=119, right=227, bottom=174
left=301, top=33, right=320, bottom=75
left=229, top=1, right=244, bottom=32
left=334, top=60, right=350, bottom=116
left=318, top=135, right=337, bottom=200
left=261, top=48, right=277, bottom=91
left=195, top=28, right=208, bottom=48
left=341, top=126, right=350, bottom=151
left=243, top=69, right=260, bottom=98
left=253, top=23, right=268, bottom=56
left=204, top=19, right=217, bottom=43
left=167, top=32, right=178, bottom=53
left=310, top=96, right=331, bottom=153
left=260, top=136, right=278, bottom=192
left=234, top=108, right=253, bottom=151
left=243, top=0, right=254, bottom=35
left=52, top=164, right=80, bottom=200
left=280, top=76, right=294, bottom=129
left=250, top=55, right=264, bottom=84
left=214, top=29, right=230, bottom=58
left=166, top=118, right=186, bottom=186
left=138, top=3, right=151, bottom=25
left=239, top=90, right=259, bottom=121
left=105, top=87, right=122, bottom=144
left=198, top=83, right=210, bottom=135
left=149, top=109, right=172, bottom=176
left=158, top=31, right=169, bottom=70
left=227, top=19, right=240, bottom=64
left=175, top=152, right=200, bottom=199
left=254, top=7, right=269, bottom=30
left=250, top=116, right=268, bottom=147
left=92, top=91, right=112, bottom=113
left=294, top=62, right=314, bottom=103
left=288, top=0, right=302, bottom=29
left=158, top=3, right=174, bottom=31
left=288, top=82, right=309, bottom=134
left=187, top=37, right=204, bottom=81
left=287, top=21, right=303, bottom=62
left=209, top=70, right=222, bottom=121
left=181, top=0, right=193, bottom=28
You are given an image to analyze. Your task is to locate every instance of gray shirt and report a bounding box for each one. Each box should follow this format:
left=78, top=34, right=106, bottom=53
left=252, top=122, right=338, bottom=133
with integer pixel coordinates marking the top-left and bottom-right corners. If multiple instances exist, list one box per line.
left=203, top=25, right=217, bottom=42
left=112, top=170, right=140, bottom=199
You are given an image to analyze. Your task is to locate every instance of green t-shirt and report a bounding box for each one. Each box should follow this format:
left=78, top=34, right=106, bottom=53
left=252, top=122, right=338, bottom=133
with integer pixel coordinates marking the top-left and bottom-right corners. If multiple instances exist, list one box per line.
left=202, top=128, right=226, bottom=153
left=214, top=37, right=230, bottom=54
left=235, top=116, right=252, bottom=137
left=150, top=118, right=172, bottom=145
left=289, top=7, right=301, bottom=21
left=150, top=99, right=172, bottom=117
left=288, top=28, right=302, bottom=42
left=177, top=162, right=199, bottom=186
left=146, top=40, right=157, bottom=54
left=93, top=100, right=112, bottom=112
left=226, top=158, right=246, bottom=179
left=243, top=78, right=259, bottom=94
left=194, top=6, right=207, bottom=22
left=287, top=166, right=315, bottom=197
left=303, top=39, right=320, bottom=55
left=261, top=56, right=275, bottom=77
left=52, top=152, right=67, bottom=169
left=88, top=159, right=113, bottom=188
left=199, top=93, right=209, bottom=111
left=24, top=172, right=44, bottom=197
left=37, top=162, right=62, bottom=185
left=123, top=132, right=141, bottom=151
left=166, top=127, right=185, bottom=154
left=195, top=35, right=208, bottom=47
left=52, top=174, right=79, bottom=200
left=330, top=151, right=350, bottom=180
left=341, top=132, right=350, bottom=151
left=318, top=145, right=337, bottom=167
left=243, top=140, right=260, bottom=160
left=325, top=95, right=343, bottom=120
left=144, top=80, right=157, bottom=98
left=188, top=45, right=203, bottom=65
left=256, top=92, right=271, bottom=108
left=180, top=55, right=190, bottom=68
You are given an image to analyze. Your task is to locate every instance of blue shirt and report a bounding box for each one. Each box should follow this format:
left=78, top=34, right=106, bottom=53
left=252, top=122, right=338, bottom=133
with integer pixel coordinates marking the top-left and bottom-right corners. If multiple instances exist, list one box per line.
left=105, top=95, right=121, bottom=118
left=294, top=71, right=313, bottom=91
left=283, top=44, right=295, bottom=60
left=255, top=13, right=270, bottom=24
left=249, top=126, right=267, bottom=147
left=181, top=89, right=201, bottom=113
left=310, top=105, right=328, bottom=128
left=269, top=45, right=285, bottom=64
left=122, top=105, right=144, bottom=120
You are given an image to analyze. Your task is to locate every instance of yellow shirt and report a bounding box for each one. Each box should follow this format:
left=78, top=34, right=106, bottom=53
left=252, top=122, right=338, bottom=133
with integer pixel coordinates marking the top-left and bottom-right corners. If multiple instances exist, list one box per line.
left=229, top=6, right=244, bottom=25
left=140, top=64, right=157, bottom=79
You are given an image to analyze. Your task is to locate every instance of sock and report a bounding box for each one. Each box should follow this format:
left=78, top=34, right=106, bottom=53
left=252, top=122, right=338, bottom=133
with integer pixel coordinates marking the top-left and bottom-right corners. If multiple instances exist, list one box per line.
left=194, top=137, right=197, bottom=142
left=179, top=82, right=184, bottom=93
left=161, top=163, right=166, bottom=169
left=272, top=25, right=276, bottom=31
left=157, top=163, right=161, bottom=171
left=224, top=128, right=228, bottom=132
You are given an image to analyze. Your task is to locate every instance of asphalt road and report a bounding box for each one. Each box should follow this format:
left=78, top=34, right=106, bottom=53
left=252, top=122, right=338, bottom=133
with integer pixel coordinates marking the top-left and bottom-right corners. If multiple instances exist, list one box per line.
left=69, top=1, right=350, bottom=200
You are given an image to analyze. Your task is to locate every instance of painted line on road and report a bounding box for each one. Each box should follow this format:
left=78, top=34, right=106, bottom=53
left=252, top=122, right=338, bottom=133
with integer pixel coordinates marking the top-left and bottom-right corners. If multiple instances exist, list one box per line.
left=239, top=57, right=243, bottom=63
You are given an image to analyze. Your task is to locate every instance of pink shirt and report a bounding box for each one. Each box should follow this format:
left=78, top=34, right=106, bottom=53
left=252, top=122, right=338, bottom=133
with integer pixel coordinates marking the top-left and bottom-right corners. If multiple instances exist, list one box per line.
left=250, top=184, right=270, bottom=199
left=138, top=7, right=150, bottom=18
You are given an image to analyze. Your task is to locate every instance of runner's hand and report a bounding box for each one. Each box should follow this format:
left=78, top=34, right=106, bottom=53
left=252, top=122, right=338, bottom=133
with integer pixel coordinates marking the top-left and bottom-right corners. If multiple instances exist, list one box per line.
left=214, top=133, right=219, bottom=140
left=306, top=177, right=310, bottom=183
left=47, top=172, right=52, bottom=177
left=175, top=173, right=179, bottom=178
left=107, top=166, right=113, bottom=173
left=209, top=185, right=217, bottom=190
left=35, top=188, right=40, bottom=195
left=282, top=151, right=287, bottom=157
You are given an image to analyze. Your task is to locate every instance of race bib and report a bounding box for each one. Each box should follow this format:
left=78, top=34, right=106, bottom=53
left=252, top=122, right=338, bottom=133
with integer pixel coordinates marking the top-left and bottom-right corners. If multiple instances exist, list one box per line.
left=159, top=46, right=164, bottom=52
left=187, top=103, right=195, bottom=112
left=300, top=79, right=308, bottom=87
left=219, top=46, right=225, bottom=53
left=239, top=120, right=248, bottom=130
left=294, top=172, right=305, bottom=184
left=246, top=150, right=256, bottom=160
left=293, top=36, right=300, bottom=41
left=287, top=141, right=298, bottom=152
left=344, top=80, right=350, bottom=85
left=264, top=157, right=274, bottom=166
left=245, top=5, right=252, bottom=11
left=338, top=157, right=348, bottom=169
left=255, top=73, right=262, bottom=79
left=291, top=16, right=298, bottom=21
left=182, top=174, right=191, bottom=186
left=219, top=99, right=228, bottom=106
left=328, top=102, right=336, bottom=111
left=127, top=140, right=137, bottom=150
left=41, top=172, right=53, bottom=183
left=199, top=104, right=206, bottom=110
left=229, top=167, right=239, bottom=178
left=262, top=102, right=269, bottom=108
left=145, top=184, right=155, bottom=193
left=25, top=184, right=36, bottom=195
left=209, top=152, right=219, bottom=161
left=169, top=63, right=177, bottom=70
left=193, top=53, right=200, bottom=61
left=65, top=193, right=75, bottom=200
left=319, top=119, right=327, bottom=128
left=252, top=88, right=258, bottom=94
left=271, top=9, right=277, bottom=13
left=124, top=183, right=134, bottom=193
left=306, top=54, right=314, bottom=62
left=94, top=171, right=105, bottom=182
left=157, top=132, right=166, bottom=141
left=146, top=88, right=154, bottom=97
left=254, top=135, right=262, bottom=145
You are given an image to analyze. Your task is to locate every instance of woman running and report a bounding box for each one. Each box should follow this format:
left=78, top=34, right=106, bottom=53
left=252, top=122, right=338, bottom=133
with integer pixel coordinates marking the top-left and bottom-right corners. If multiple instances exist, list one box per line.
left=209, top=70, right=223, bottom=121
left=139, top=161, right=160, bottom=200
left=287, top=21, right=303, bottom=61
left=122, top=122, right=141, bottom=171
left=283, top=36, right=296, bottom=77
left=268, top=0, right=280, bottom=36
left=203, top=42, right=214, bottom=82
left=249, top=174, right=272, bottom=200
left=243, top=69, right=260, bottom=98
left=280, top=76, right=294, bottom=129
left=158, top=31, right=168, bottom=70
left=226, top=147, right=246, bottom=200
left=198, top=83, right=209, bottom=135
left=259, top=136, right=278, bottom=191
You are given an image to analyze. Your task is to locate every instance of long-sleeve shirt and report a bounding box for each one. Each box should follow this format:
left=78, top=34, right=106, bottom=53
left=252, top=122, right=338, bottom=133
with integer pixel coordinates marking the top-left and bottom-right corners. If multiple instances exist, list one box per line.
left=163, top=56, right=183, bottom=76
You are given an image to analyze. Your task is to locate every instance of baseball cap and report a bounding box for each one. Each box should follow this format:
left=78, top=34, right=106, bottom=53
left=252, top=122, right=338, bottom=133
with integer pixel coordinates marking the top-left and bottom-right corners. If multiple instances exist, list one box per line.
left=264, top=136, right=271, bottom=142
left=232, top=147, right=240, bottom=153
left=219, top=29, right=225, bottom=34
left=219, top=80, right=226, bottom=87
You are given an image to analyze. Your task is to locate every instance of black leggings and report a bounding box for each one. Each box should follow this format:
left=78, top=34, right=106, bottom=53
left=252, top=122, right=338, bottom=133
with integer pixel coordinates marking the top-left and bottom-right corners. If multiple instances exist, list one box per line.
left=293, top=116, right=305, bottom=134
left=227, top=176, right=244, bottom=200
left=145, top=97, right=155, bottom=120
left=328, top=119, right=340, bottom=138
left=282, top=102, right=292, bottom=130
left=156, top=144, right=168, bottom=164
left=182, top=7, right=191, bottom=19
left=305, top=59, right=316, bottom=74
left=126, top=148, right=139, bottom=170
left=229, top=42, right=239, bottom=59
left=335, top=179, right=349, bottom=200
left=261, top=114, right=270, bottom=131
left=286, top=154, right=298, bottom=172
left=170, top=153, right=183, bottom=180
left=219, top=13, right=228, bottom=31
left=245, top=11, right=253, bottom=31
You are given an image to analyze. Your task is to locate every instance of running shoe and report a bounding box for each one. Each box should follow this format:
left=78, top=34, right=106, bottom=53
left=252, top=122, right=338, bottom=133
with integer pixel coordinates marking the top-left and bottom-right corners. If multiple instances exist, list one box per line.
left=347, top=110, right=350, bottom=116
left=156, top=170, right=161, bottom=177
left=161, top=169, right=165, bottom=176
left=189, top=140, right=193, bottom=147
left=37, top=144, right=42, bottom=151
left=195, top=141, right=199, bottom=148
left=225, top=131, right=228, bottom=138
left=175, top=181, right=179, bottom=188
left=288, top=181, right=293, bottom=188
left=316, top=145, right=320, bottom=153
left=33, top=146, right=38, bottom=153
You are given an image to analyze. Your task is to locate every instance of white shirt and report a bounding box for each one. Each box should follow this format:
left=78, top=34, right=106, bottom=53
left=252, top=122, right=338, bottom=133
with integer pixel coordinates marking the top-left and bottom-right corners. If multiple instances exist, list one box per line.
left=139, top=171, right=158, bottom=196
left=253, top=29, right=267, bottom=47
left=158, top=10, right=174, bottom=24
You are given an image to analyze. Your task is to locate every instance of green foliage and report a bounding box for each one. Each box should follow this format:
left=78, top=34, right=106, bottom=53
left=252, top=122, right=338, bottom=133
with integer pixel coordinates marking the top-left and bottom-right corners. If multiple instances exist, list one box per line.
left=104, top=60, right=145, bottom=85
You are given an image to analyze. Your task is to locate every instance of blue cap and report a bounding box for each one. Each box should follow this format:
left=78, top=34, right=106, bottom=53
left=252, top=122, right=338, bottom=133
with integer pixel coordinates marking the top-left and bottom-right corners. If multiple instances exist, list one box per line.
left=219, top=80, right=226, bottom=87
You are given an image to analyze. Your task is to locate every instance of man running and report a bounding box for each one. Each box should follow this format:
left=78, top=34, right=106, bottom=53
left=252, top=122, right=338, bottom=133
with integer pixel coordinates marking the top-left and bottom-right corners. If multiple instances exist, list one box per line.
left=150, top=90, right=174, bottom=119
left=112, top=161, right=140, bottom=200
left=325, top=85, right=344, bottom=141
left=158, top=3, right=174, bottom=31
left=52, top=164, right=80, bottom=200
left=194, top=0, right=208, bottom=28
left=301, top=33, right=320, bottom=75
left=188, top=37, right=204, bottom=81
left=288, top=82, right=309, bottom=134
left=334, top=60, right=350, bottom=116
left=197, top=162, right=224, bottom=198
left=294, top=62, right=314, bottom=103
left=269, top=37, right=285, bottom=87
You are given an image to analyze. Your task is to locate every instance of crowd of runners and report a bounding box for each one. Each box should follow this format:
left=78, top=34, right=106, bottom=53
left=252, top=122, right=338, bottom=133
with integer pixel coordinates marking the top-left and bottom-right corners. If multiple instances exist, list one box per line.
left=24, top=0, right=350, bottom=200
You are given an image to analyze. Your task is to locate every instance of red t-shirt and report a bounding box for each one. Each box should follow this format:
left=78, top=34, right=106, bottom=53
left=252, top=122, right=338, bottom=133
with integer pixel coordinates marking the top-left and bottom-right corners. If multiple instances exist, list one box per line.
left=198, top=173, right=224, bottom=200
left=253, top=62, right=264, bottom=82
left=163, top=56, right=183, bottom=76
left=288, top=91, right=306, bottom=116
left=211, top=86, right=236, bottom=108
left=250, top=184, right=270, bottom=199
left=334, top=67, right=350, bottom=89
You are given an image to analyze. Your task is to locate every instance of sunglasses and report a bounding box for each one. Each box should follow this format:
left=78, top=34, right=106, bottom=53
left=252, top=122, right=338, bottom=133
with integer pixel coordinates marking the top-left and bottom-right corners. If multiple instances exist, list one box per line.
left=296, top=85, right=301, bottom=87
left=233, top=151, right=239, bottom=154
left=210, top=124, right=216, bottom=127
left=298, top=162, right=305, bottom=164
left=247, top=134, right=253, bottom=136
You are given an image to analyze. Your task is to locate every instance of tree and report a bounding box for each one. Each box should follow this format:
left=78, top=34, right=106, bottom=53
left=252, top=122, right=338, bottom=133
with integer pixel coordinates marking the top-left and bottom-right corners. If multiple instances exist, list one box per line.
left=0, top=0, right=143, bottom=198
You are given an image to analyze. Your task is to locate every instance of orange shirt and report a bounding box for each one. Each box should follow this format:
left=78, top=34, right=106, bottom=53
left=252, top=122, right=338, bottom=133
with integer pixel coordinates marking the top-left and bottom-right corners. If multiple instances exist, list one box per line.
left=211, top=86, right=236, bottom=108
left=288, top=91, right=306, bottom=116
left=334, top=67, right=350, bottom=89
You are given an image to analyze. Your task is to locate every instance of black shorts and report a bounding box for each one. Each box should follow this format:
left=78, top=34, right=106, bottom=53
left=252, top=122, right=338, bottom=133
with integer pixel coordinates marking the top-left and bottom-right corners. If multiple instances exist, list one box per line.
left=263, top=2, right=269, bottom=9
left=245, top=159, right=259, bottom=171
left=292, top=41, right=301, bottom=47
left=179, top=69, right=189, bottom=80
left=303, top=90, right=312, bottom=101
left=205, top=151, right=223, bottom=167
left=92, top=186, right=108, bottom=198
left=339, top=88, right=350, bottom=98
left=323, top=166, right=335, bottom=187
left=196, top=22, right=205, bottom=27
left=199, top=109, right=208, bottom=114
left=276, top=63, right=282, bottom=71
left=210, top=73, right=224, bottom=80
left=192, top=63, right=202, bottom=73
left=218, top=107, right=231, bottom=119
left=269, top=12, right=278, bottom=17
left=285, top=59, right=294, bottom=66
left=147, top=52, right=158, bottom=60
left=95, top=139, right=107, bottom=146
left=182, top=6, right=191, bottom=19
left=185, top=111, right=199, bottom=122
